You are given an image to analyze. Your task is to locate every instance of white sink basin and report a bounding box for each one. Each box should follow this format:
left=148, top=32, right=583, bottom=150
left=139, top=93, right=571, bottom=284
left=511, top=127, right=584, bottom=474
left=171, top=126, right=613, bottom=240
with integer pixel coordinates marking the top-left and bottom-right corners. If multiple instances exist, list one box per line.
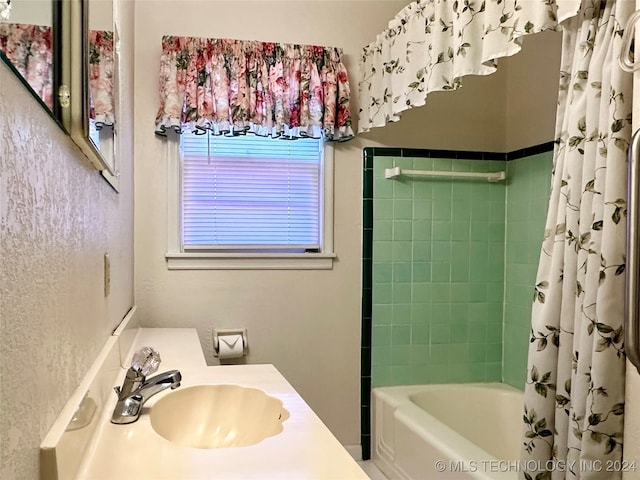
left=150, top=384, right=289, bottom=449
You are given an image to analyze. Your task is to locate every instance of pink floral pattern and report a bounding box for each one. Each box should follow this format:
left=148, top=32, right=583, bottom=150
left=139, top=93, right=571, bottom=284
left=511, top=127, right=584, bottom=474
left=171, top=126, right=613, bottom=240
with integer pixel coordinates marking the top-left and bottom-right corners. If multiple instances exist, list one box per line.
left=155, top=36, right=354, bottom=141
left=0, top=23, right=53, bottom=109
left=88, top=30, right=114, bottom=128
left=0, top=24, right=114, bottom=122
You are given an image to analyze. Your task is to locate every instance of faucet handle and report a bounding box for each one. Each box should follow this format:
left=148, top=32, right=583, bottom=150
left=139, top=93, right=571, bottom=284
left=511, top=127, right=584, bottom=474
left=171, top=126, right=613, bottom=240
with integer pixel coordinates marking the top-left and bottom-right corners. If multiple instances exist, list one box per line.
left=131, top=346, right=161, bottom=376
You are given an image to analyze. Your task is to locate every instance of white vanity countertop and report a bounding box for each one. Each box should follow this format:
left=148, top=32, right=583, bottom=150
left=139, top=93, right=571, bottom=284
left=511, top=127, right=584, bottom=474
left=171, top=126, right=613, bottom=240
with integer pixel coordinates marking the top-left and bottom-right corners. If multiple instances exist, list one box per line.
left=73, top=328, right=369, bottom=480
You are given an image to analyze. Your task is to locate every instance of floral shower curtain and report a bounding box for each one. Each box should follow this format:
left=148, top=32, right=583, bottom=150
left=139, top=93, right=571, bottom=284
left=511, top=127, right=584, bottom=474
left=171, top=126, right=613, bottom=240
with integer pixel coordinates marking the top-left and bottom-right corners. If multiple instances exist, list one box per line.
left=520, top=0, right=632, bottom=478
left=358, top=0, right=581, bottom=134
left=154, top=36, right=353, bottom=141
left=359, top=0, right=633, bottom=475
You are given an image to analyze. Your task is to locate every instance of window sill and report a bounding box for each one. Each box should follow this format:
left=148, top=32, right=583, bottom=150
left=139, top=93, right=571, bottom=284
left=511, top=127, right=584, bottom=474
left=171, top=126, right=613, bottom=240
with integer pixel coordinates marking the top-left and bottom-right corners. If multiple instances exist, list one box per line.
left=165, top=252, right=336, bottom=270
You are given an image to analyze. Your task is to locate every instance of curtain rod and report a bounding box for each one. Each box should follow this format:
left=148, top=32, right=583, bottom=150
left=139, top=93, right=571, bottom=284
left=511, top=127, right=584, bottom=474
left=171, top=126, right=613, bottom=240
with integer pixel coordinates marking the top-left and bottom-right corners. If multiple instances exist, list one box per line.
left=384, top=167, right=506, bottom=182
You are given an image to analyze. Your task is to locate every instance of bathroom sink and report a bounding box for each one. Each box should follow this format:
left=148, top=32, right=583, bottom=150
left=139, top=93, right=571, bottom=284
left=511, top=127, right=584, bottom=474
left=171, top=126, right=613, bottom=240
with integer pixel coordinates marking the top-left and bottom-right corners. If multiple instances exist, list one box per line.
left=149, top=384, right=289, bottom=448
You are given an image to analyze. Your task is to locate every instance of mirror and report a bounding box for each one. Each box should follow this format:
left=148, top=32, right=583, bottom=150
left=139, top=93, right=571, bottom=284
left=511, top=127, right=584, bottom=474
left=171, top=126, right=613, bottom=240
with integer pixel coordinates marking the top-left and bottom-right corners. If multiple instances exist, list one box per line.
left=0, top=0, right=57, bottom=121
left=0, top=0, right=119, bottom=188
left=87, top=0, right=116, bottom=180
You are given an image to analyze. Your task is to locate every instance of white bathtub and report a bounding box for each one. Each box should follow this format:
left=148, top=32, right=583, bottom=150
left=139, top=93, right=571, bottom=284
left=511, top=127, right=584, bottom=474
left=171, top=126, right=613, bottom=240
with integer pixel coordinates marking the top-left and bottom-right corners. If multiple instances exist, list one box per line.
left=372, top=383, right=523, bottom=480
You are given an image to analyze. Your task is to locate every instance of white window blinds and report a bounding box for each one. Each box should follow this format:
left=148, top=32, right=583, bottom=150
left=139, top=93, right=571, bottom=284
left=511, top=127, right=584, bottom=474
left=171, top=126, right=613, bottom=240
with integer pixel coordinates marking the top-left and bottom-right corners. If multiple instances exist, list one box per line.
left=180, top=133, right=323, bottom=250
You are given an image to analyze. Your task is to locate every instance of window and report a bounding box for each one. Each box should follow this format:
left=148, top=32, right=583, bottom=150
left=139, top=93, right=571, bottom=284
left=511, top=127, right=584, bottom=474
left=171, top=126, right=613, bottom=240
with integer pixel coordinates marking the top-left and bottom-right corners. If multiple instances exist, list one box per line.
left=166, top=133, right=335, bottom=270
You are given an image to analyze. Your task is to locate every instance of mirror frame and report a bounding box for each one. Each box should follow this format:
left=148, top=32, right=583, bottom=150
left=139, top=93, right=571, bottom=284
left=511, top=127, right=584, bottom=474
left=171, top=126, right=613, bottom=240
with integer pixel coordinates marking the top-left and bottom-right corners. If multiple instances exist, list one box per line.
left=58, top=0, right=118, bottom=183
left=1, top=0, right=118, bottom=188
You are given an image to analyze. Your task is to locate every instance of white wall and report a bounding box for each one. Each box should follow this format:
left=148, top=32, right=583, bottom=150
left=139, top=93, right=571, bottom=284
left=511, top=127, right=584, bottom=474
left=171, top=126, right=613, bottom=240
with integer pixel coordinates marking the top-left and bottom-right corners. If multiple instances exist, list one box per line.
left=7, top=0, right=51, bottom=26
left=505, top=31, right=563, bottom=152
left=133, top=0, right=561, bottom=446
left=90, top=0, right=114, bottom=31
left=623, top=6, right=640, bottom=472
left=8, top=0, right=113, bottom=31
left=0, top=0, right=135, bottom=478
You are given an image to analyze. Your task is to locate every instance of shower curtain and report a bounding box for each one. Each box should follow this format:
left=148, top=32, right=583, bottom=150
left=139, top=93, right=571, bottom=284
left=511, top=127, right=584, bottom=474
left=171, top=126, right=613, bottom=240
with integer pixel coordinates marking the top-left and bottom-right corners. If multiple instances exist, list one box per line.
left=520, top=1, right=632, bottom=478
left=357, top=0, right=581, bottom=134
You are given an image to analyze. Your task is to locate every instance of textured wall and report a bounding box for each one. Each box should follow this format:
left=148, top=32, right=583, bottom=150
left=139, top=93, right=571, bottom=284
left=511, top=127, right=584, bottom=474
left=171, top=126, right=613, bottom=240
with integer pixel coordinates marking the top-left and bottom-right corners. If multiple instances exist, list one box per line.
left=0, top=0, right=134, bottom=475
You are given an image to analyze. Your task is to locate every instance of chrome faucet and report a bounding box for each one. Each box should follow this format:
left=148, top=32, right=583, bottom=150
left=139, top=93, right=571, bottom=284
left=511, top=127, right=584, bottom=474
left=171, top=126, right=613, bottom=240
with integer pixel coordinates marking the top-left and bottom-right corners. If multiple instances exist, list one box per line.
left=111, top=347, right=182, bottom=424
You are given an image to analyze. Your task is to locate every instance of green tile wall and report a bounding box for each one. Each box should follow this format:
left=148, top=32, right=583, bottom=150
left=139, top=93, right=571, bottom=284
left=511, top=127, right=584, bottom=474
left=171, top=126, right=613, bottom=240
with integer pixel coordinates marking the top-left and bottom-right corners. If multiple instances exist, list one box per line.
left=503, top=152, right=553, bottom=388
left=370, top=150, right=553, bottom=389
left=371, top=156, right=506, bottom=387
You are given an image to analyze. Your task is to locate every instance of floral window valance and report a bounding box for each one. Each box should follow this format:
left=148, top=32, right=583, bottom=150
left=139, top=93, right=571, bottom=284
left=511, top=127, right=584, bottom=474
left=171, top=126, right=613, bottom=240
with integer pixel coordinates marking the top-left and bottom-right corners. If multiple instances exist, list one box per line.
left=155, top=36, right=354, bottom=142
left=0, top=23, right=113, bottom=124
left=88, top=30, right=115, bottom=129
